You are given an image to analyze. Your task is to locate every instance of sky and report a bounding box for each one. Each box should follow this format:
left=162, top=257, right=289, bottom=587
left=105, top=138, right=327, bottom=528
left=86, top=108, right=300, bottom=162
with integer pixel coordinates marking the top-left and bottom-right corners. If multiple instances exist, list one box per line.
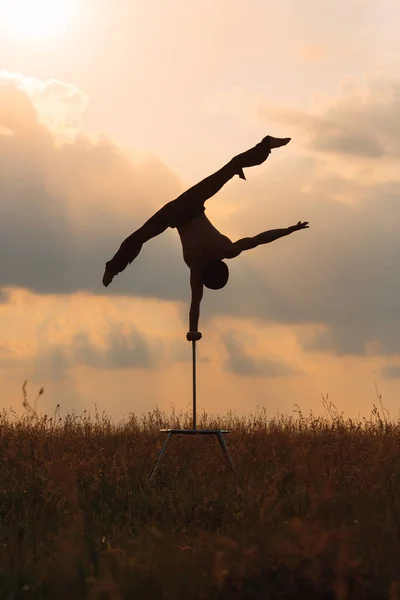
left=0, top=0, right=399, bottom=421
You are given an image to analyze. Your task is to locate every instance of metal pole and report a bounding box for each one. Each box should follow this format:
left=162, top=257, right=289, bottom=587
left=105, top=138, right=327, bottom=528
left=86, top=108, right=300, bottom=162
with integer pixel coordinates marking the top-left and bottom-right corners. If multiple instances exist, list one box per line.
left=149, top=336, right=238, bottom=484
left=192, top=340, right=197, bottom=430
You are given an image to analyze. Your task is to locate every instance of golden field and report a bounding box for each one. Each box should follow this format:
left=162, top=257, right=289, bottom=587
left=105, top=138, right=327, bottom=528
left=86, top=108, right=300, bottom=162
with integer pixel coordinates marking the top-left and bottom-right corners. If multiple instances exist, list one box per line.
left=1, top=384, right=399, bottom=599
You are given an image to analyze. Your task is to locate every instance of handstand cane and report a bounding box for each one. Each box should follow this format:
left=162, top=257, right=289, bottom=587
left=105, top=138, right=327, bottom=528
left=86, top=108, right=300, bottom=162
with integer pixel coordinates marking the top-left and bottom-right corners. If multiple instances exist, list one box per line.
left=149, top=338, right=237, bottom=483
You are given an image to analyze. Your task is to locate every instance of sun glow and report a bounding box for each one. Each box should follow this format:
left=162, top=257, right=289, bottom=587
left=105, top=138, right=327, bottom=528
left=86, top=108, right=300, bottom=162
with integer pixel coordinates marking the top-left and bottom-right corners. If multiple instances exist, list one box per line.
left=0, top=0, right=76, bottom=40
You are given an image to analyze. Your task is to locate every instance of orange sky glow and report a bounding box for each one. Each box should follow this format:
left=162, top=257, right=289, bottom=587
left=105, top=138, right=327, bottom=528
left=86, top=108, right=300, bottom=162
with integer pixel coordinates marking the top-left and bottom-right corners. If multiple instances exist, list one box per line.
left=1, top=0, right=399, bottom=421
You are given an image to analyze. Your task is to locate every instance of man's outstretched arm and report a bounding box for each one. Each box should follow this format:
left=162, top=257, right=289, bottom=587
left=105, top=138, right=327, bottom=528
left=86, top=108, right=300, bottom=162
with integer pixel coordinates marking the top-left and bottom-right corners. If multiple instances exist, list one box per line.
left=231, top=221, right=309, bottom=255
left=187, top=268, right=204, bottom=341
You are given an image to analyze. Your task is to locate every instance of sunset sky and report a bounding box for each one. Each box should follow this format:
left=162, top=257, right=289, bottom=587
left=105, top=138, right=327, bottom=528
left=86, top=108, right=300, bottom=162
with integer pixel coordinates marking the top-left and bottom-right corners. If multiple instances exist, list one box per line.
left=1, top=0, right=399, bottom=421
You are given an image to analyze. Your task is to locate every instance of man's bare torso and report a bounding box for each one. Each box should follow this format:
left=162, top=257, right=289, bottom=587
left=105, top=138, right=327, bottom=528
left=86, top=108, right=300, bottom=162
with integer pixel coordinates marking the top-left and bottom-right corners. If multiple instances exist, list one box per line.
left=177, top=214, right=236, bottom=269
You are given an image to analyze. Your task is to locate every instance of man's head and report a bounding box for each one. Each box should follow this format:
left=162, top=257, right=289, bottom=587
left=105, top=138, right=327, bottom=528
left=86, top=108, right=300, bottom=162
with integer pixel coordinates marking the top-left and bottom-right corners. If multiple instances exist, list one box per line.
left=202, top=261, right=229, bottom=290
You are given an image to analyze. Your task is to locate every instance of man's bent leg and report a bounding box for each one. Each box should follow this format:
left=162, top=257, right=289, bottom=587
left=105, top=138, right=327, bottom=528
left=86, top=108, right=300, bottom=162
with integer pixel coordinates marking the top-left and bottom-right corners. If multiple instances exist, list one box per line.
left=103, top=203, right=173, bottom=286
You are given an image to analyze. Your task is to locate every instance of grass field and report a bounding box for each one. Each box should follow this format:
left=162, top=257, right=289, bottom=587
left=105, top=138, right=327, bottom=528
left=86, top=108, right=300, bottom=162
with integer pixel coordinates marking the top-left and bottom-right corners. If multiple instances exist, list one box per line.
left=1, top=383, right=400, bottom=599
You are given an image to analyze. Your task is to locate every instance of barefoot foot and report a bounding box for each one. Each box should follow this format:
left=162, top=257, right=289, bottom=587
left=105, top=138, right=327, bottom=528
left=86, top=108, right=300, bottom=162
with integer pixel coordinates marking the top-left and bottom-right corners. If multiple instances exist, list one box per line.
left=233, top=135, right=291, bottom=179
left=102, top=268, right=114, bottom=287
left=264, top=135, right=291, bottom=149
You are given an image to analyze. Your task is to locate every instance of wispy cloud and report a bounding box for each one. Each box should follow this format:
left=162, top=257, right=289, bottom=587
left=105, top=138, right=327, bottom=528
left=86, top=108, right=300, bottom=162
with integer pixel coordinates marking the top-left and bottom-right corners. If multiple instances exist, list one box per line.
left=222, top=330, right=302, bottom=378
left=2, top=71, right=400, bottom=364
left=262, top=76, right=400, bottom=158
left=381, top=365, right=400, bottom=379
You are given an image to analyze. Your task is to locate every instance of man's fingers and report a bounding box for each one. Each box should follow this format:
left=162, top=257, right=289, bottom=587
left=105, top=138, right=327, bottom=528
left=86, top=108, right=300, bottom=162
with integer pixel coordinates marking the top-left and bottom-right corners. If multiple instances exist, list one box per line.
left=293, top=221, right=309, bottom=230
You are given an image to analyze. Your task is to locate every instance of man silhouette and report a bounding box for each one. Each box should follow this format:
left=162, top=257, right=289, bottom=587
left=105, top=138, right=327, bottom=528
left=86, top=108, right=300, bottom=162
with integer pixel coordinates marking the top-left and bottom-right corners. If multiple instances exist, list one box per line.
left=103, top=135, right=309, bottom=341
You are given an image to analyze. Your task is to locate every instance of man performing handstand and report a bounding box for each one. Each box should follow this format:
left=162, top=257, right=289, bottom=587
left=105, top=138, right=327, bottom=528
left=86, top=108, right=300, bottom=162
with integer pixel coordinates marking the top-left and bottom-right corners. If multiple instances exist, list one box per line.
left=103, top=135, right=309, bottom=341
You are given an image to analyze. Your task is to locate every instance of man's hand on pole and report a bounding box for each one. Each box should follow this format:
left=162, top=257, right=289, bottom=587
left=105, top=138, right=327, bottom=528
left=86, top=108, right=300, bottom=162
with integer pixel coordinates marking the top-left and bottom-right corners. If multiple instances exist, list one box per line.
left=186, top=332, right=202, bottom=342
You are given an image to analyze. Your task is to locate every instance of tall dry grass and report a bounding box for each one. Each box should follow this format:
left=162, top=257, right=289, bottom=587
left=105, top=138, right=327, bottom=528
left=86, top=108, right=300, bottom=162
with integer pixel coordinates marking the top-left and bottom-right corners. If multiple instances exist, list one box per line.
left=1, top=382, right=400, bottom=599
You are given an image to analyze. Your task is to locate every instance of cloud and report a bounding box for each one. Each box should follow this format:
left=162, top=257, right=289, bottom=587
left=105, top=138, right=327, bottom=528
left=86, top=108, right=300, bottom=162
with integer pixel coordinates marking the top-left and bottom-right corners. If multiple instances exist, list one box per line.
left=0, top=289, right=9, bottom=303
left=169, top=340, right=211, bottom=364
left=2, top=71, right=400, bottom=360
left=200, top=154, right=400, bottom=357
left=30, top=325, right=164, bottom=382
left=264, top=76, right=400, bottom=158
left=222, top=331, right=302, bottom=378
left=288, top=0, right=377, bottom=46
left=0, top=71, right=89, bottom=132
left=70, top=328, right=157, bottom=370
left=0, top=71, right=187, bottom=299
left=313, top=132, right=385, bottom=158
left=381, top=365, right=400, bottom=379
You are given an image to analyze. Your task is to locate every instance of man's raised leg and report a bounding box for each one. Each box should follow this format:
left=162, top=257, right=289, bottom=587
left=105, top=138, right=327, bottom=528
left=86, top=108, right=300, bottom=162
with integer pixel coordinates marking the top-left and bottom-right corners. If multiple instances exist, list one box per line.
left=234, top=135, right=291, bottom=179
left=176, top=135, right=291, bottom=206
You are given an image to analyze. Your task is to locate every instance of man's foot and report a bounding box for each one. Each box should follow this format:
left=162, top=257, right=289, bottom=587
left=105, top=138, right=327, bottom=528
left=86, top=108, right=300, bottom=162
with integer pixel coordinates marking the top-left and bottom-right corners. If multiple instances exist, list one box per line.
left=233, top=135, right=291, bottom=178
left=102, top=243, right=143, bottom=287
left=264, top=135, right=291, bottom=149
left=102, top=268, right=114, bottom=287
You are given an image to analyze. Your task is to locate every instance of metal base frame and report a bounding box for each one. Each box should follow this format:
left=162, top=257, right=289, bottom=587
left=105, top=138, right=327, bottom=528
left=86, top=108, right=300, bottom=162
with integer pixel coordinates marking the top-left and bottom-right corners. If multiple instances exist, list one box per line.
left=149, top=428, right=237, bottom=483
left=149, top=338, right=237, bottom=483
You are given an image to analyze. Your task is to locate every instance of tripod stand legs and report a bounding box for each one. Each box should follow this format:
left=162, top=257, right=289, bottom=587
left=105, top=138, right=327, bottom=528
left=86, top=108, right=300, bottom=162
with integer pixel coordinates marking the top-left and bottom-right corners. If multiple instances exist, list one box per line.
left=149, top=430, right=237, bottom=483
left=148, top=340, right=237, bottom=484
left=149, top=430, right=172, bottom=483
left=216, top=431, right=238, bottom=479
